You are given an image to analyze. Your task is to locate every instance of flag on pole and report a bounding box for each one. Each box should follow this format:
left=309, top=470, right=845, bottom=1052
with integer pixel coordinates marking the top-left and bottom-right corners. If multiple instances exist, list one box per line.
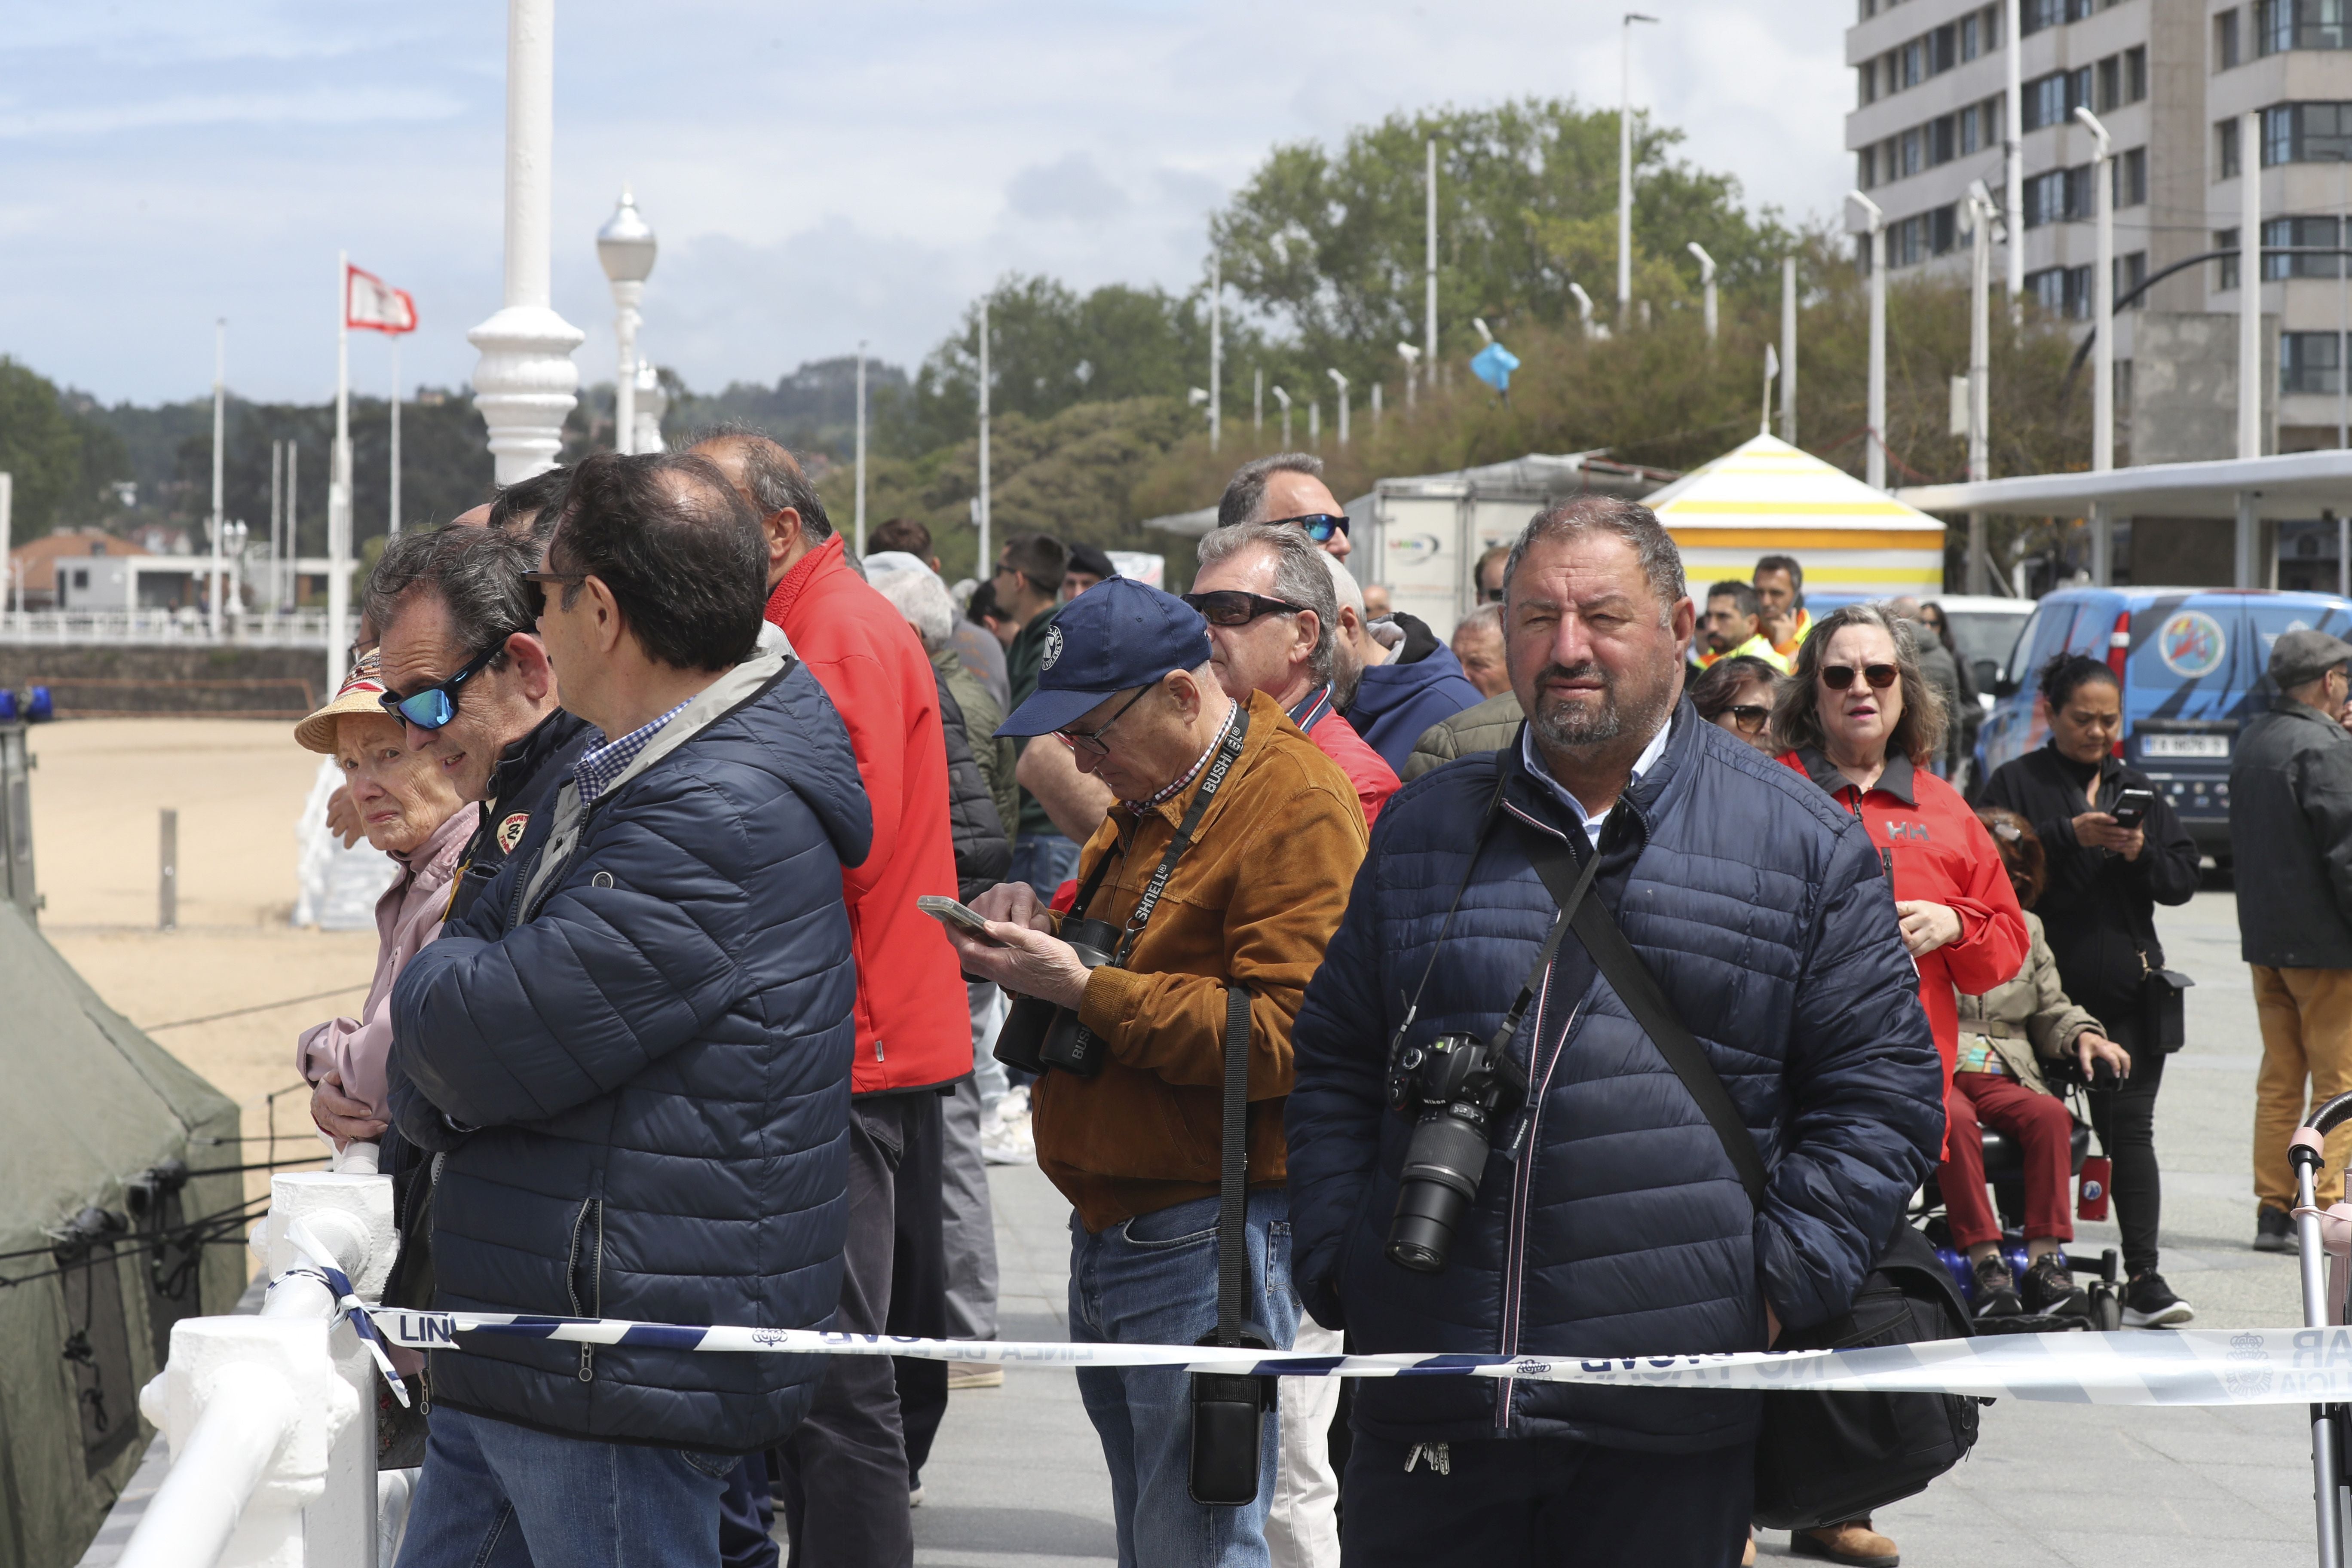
left=345, top=265, right=418, bottom=335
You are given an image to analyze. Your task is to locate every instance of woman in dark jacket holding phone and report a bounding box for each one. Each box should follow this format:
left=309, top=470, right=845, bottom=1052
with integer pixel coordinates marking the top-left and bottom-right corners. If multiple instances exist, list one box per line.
left=1979, top=652, right=2202, bottom=1327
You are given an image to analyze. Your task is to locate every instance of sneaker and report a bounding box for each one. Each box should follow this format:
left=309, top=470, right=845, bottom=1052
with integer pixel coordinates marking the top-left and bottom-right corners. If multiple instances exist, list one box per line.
left=980, top=1086, right=1034, bottom=1166
left=1972, top=1253, right=2023, bottom=1319
left=1790, top=1520, right=1901, bottom=1566
left=2122, top=1269, right=2195, bottom=1328
left=947, top=1361, right=1004, bottom=1390
left=908, top=1482, right=924, bottom=1508
left=2255, top=1206, right=2298, bottom=1253
left=2020, top=1253, right=2089, bottom=1317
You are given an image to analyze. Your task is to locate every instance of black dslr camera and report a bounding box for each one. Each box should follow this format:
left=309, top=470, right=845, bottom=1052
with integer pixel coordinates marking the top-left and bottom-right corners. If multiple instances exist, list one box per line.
left=1384, top=1032, right=1526, bottom=1273
left=992, top=917, right=1122, bottom=1078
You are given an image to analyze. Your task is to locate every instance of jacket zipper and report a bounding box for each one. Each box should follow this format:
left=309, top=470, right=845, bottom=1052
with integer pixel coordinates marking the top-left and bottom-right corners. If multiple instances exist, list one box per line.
left=1496, top=973, right=1582, bottom=1430
left=418, top=1151, right=445, bottom=1414
left=566, top=1193, right=605, bottom=1382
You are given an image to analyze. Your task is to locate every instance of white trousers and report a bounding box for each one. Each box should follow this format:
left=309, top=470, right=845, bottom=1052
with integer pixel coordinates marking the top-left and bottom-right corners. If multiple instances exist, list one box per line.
left=1265, top=1316, right=1343, bottom=1568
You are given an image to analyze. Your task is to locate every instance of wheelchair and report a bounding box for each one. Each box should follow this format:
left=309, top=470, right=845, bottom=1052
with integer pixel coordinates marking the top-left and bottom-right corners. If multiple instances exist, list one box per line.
left=1912, top=1069, right=2127, bottom=1335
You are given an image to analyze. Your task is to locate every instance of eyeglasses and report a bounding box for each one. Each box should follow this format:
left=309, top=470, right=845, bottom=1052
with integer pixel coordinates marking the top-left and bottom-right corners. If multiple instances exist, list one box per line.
left=1265, top=512, right=1350, bottom=544
left=1819, top=663, right=1899, bottom=691
left=379, top=643, right=505, bottom=731
left=1056, top=685, right=1151, bottom=757
left=1182, top=590, right=1308, bottom=627
left=1724, top=704, right=1771, bottom=735
left=521, top=568, right=589, bottom=619
left=1480, top=584, right=1506, bottom=604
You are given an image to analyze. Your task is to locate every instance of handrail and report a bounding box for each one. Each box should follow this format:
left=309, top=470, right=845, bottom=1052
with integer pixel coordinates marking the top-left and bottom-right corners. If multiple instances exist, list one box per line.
left=115, top=1369, right=297, bottom=1568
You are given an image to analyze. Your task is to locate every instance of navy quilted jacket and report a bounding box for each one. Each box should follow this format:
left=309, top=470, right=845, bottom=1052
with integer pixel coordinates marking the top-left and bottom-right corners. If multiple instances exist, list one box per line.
left=1285, top=704, right=1943, bottom=1452
left=388, top=628, right=872, bottom=1453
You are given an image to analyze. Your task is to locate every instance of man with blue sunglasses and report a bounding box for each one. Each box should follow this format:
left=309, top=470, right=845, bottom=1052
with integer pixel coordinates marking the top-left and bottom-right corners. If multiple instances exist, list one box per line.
left=369, top=524, right=595, bottom=924
left=1213, top=451, right=1352, bottom=563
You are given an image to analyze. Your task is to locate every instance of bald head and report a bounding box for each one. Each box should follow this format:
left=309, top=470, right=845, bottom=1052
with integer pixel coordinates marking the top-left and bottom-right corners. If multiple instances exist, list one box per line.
left=450, top=503, right=492, bottom=529
left=689, top=429, right=834, bottom=589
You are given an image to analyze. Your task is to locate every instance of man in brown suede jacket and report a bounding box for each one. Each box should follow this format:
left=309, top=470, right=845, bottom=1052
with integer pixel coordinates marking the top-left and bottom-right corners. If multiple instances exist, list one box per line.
left=943, top=577, right=1365, bottom=1568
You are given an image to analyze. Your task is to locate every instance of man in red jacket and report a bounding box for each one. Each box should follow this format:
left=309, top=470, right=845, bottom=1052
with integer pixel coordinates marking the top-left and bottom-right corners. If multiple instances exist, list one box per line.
left=695, top=429, right=968, bottom=1568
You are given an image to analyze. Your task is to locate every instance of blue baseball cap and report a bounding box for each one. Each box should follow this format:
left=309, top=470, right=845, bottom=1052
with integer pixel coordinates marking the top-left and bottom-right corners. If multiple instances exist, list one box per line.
left=996, top=577, right=1213, bottom=738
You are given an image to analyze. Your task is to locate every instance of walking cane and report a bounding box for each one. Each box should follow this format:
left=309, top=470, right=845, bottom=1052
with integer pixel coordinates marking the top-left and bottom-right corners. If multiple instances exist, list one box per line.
left=2291, top=1091, right=2352, bottom=1566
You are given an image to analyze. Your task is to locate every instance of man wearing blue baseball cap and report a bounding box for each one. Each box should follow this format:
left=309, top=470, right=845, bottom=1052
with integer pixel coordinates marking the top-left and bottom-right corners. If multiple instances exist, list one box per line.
left=940, top=576, right=1368, bottom=1567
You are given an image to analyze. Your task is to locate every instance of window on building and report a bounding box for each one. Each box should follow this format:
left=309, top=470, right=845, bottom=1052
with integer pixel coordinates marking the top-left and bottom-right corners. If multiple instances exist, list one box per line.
left=1859, top=147, right=1877, bottom=189
left=2022, top=0, right=2061, bottom=35
left=2126, top=45, right=2147, bottom=101
left=2027, top=265, right=2095, bottom=317
left=71, top=569, right=89, bottom=590
left=2220, top=8, right=2243, bottom=67
left=1930, top=204, right=1959, bottom=254
left=1929, top=115, right=1957, bottom=165
left=1901, top=128, right=1923, bottom=176
left=2117, top=250, right=2148, bottom=307
left=2258, top=0, right=2352, bottom=53
left=2220, top=118, right=2244, bottom=178
left=2067, top=0, right=2096, bottom=18
left=1903, top=40, right=1924, bottom=86
left=1859, top=64, right=1877, bottom=107
left=1960, top=105, right=1982, bottom=156
left=2024, top=168, right=2074, bottom=226
left=2263, top=214, right=2346, bottom=276
left=2116, top=146, right=2148, bottom=206
left=2098, top=55, right=2121, bottom=111
left=1961, top=11, right=1983, bottom=58
left=2265, top=101, right=2352, bottom=163
left=2026, top=72, right=2066, bottom=130
left=1928, top=23, right=1958, bottom=73
left=2217, top=227, right=2242, bottom=289
left=1860, top=0, right=1877, bottom=19
left=2283, top=331, right=2344, bottom=392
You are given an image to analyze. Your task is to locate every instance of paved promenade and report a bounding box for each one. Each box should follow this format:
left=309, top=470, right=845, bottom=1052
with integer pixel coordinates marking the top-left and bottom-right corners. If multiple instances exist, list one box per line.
left=910, top=889, right=2328, bottom=1568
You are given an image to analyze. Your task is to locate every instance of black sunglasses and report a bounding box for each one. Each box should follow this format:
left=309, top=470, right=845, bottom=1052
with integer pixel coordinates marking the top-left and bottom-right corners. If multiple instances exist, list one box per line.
left=1264, top=512, right=1350, bottom=544
left=522, top=568, right=589, bottom=619
left=1820, top=663, right=1899, bottom=691
left=1182, top=590, right=1308, bottom=627
left=379, top=643, right=505, bottom=731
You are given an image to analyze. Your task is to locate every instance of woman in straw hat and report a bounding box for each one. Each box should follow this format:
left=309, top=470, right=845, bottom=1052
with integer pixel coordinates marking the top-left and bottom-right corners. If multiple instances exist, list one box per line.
left=294, top=650, right=480, bottom=1146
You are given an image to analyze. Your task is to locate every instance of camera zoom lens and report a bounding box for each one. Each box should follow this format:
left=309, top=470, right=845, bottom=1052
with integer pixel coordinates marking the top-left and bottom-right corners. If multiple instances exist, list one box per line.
left=1385, top=1111, right=1491, bottom=1274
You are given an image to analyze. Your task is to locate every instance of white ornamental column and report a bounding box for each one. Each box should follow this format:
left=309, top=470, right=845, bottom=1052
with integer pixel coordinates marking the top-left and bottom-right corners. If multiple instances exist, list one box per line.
left=632, top=359, right=667, bottom=455
left=470, top=0, right=583, bottom=484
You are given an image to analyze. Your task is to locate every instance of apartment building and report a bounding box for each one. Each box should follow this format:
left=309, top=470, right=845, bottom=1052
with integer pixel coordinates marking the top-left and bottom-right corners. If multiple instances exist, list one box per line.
left=1847, top=0, right=2352, bottom=466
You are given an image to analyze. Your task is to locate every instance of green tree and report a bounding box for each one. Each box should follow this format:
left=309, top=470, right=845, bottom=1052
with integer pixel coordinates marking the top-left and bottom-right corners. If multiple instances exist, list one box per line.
left=0, top=359, right=131, bottom=536
left=1208, top=98, right=1793, bottom=390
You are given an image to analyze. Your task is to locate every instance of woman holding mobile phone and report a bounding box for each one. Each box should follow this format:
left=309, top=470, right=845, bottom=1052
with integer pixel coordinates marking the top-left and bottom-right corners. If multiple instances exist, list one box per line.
left=1979, top=652, right=2202, bottom=1326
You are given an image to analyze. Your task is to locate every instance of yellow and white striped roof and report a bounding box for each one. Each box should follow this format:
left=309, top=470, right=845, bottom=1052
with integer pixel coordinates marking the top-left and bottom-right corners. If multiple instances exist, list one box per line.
left=1645, top=434, right=1945, bottom=596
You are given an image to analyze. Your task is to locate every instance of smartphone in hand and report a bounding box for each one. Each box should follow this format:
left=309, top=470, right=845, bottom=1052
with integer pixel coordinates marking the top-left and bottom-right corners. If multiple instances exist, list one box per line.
left=2109, top=787, right=2156, bottom=830
left=918, top=894, right=1007, bottom=945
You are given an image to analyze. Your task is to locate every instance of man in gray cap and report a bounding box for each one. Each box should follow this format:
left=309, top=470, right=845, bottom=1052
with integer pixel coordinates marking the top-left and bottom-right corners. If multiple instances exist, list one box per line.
left=2232, top=627, right=2352, bottom=1244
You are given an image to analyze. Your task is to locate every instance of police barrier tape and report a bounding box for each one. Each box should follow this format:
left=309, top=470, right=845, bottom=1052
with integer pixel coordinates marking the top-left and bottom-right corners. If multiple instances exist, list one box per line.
left=361, top=1308, right=2352, bottom=1409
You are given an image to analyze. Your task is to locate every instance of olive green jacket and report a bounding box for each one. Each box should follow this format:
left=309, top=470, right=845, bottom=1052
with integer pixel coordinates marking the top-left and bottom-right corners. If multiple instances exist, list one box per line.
left=1953, top=910, right=2104, bottom=1096
left=1400, top=691, right=1524, bottom=782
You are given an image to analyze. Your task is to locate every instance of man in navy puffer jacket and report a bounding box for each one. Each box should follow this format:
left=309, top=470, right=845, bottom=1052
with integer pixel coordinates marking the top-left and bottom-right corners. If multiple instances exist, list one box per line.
left=1286, top=496, right=1944, bottom=1567
left=388, top=451, right=872, bottom=1567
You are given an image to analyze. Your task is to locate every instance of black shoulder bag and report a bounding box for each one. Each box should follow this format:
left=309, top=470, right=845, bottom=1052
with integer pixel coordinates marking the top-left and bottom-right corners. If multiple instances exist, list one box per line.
left=1188, top=980, right=1274, bottom=1505
left=1514, top=816, right=1980, bottom=1533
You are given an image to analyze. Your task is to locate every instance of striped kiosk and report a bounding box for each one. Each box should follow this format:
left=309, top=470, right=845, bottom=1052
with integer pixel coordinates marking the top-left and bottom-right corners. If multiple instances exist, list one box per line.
left=1644, top=434, right=1945, bottom=601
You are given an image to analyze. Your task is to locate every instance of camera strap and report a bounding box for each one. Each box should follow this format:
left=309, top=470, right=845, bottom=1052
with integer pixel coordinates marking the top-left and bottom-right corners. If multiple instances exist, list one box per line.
left=1081, top=702, right=1252, bottom=966
left=1215, top=980, right=1254, bottom=1348
left=1514, top=818, right=1769, bottom=1208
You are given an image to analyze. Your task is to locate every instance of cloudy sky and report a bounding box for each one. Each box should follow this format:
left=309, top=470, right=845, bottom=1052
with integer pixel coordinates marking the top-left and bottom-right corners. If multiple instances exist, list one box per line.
left=2, top=0, right=1856, bottom=408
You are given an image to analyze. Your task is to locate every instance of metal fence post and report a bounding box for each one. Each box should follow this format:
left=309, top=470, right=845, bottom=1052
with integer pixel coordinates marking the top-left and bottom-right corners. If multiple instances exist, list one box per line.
left=0, top=722, right=34, bottom=923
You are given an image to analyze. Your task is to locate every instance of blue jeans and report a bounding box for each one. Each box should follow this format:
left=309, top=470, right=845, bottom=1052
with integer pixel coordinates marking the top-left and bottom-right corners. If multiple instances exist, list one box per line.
left=1010, top=831, right=1081, bottom=903
left=1069, top=1189, right=1298, bottom=1568
left=395, top=1405, right=735, bottom=1568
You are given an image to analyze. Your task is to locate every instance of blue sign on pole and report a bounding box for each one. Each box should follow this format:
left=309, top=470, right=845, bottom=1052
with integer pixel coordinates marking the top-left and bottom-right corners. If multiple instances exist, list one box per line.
left=1470, top=341, right=1521, bottom=392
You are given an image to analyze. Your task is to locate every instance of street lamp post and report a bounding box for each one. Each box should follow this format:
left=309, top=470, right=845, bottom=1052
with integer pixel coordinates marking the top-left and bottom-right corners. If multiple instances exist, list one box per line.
left=469, top=0, right=584, bottom=484
left=1424, top=140, right=1439, bottom=388
left=1847, top=190, right=1888, bottom=489
left=1687, top=242, right=1718, bottom=341
left=2241, top=109, right=2264, bottom=463
left=632, top=359, right=666, bottom=454
left=854, top=343, right=868, bottom=556
left=1397, top=343, right=1421, bottom=406
left=210, top=318, right=225, bottom=640
left=1962, top=180, right=1998, bottom=593
left=977, top=300, right=991, bottom=577
left=1328, top=369, right=1350, bottom=446
left=1271, top=385, right=1292, bottom=447
left=597, top=188, right=658, bottom=456
left=1780, top=257, right=1799, bottom=447
left=2076, top=107, right=2116, bottom=475
left=2005, top=0, right=2025, bottom=320
left=1209, top=253, right=1222, bottom=453
left=1618, top=12, right=1660, bottom=325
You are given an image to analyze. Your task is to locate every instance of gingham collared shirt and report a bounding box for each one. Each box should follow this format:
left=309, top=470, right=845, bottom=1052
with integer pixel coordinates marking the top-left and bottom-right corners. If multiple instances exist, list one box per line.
left=573, top=698, right=693, bottom=807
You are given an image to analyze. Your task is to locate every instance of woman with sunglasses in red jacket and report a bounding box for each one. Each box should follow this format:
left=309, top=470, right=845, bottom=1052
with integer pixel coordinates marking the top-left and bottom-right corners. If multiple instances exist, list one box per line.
left=1765, top=601, right=2029, bottom=1568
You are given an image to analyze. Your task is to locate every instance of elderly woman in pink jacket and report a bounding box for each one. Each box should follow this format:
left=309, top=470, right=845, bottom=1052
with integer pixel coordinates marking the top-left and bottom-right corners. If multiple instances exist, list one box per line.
left=295, top=652, right=480, bottom=1148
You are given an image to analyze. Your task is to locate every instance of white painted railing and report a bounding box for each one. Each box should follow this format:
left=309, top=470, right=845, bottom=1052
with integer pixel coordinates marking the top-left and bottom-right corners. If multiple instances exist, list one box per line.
left=0, top=610, right=331, bottom=648
left=116, top=1152, right=398, bottom=1568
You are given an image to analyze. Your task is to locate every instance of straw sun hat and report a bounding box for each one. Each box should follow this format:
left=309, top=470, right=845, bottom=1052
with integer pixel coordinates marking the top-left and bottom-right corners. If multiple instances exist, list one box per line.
left=294, top=650, right=394, bottom=755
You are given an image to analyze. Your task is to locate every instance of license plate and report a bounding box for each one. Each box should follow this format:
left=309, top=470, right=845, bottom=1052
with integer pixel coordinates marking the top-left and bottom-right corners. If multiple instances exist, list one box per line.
left=2141, top=733, right=2229, bottom=759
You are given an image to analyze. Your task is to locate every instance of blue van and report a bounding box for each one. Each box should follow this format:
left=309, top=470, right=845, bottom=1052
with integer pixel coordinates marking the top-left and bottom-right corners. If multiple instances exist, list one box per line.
left=1975, top=587, right=2352, bottom=861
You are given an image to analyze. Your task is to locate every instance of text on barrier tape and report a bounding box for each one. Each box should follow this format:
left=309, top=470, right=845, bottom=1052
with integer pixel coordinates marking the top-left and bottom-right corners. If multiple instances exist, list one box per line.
left=366, top=1309, right=2352, bottom=1409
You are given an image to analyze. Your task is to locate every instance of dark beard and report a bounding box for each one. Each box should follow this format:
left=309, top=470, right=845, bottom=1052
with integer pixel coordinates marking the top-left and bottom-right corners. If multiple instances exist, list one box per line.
left=1528, top=660, right=1675, bottom=751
